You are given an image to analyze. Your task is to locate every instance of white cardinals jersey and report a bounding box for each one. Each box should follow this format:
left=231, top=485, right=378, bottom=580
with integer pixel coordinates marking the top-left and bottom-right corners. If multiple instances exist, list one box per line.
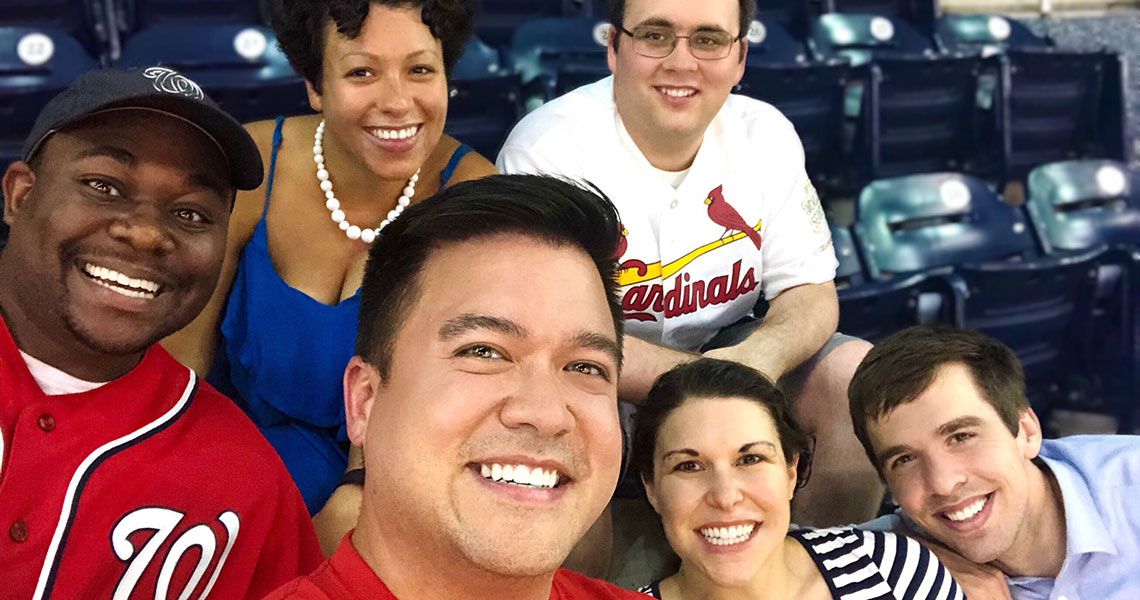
left=499, top=77, right=837, bottom=351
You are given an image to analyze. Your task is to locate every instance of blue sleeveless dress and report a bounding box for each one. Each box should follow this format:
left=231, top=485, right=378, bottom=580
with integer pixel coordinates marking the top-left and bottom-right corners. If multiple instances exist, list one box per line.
left=211, top=115, right=472, bottom=513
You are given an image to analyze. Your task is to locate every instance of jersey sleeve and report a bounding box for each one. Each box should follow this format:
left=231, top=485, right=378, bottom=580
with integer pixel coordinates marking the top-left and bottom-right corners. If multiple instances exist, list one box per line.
left=862, top=530, right=966, bottom=600
left=496, top=114, right=586, bottom=179
left=753, top=116, right=838, bottom=300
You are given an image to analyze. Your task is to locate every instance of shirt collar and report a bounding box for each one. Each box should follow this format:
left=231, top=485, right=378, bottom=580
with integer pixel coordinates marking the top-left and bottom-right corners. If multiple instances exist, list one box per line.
left=1039, top=449, right=1117, bottom=558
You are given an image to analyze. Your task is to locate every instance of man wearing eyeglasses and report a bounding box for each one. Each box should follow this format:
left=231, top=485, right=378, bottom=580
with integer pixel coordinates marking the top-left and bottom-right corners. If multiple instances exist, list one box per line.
left=499, top=0, right=880, bottom=531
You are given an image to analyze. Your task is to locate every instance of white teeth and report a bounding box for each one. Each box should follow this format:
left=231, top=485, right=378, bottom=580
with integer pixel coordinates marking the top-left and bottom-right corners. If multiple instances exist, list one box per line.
left=660, top=87, right=696, bottom=98
left=945, top=497, right=987, bottom=522
left=699, top=523, right=756, bottom=546
left=82, top=263, right=160, bottom=298
left=371, top=126, right=419, bottom=140
left=478, top=463, right=561, bottom=489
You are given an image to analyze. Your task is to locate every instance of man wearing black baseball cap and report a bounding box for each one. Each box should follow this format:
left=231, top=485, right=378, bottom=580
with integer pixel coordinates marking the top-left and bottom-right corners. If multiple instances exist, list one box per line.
left=0, top=67, right=321, bottom=599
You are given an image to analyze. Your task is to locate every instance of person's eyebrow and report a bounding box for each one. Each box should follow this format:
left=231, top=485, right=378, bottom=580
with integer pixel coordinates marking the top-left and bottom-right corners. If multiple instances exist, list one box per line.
left=739, top=441, right=778, bottom=454
left=406, top=48, right=441, bottom=60
left=571, top=330, right=622, bottom=365
left=438, top=313, right=527, bottom=341
left=633, top=17, right=731, bottom=34
left=662, top=448, right=700, bottom=461
left=936, top=416, right=984, bottom=437
left=75, top=145, right=136, bottom=167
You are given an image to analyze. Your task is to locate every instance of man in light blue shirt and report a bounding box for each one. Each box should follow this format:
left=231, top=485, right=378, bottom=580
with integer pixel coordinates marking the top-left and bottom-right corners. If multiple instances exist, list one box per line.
left=848, top=325, right=1140, bottom=600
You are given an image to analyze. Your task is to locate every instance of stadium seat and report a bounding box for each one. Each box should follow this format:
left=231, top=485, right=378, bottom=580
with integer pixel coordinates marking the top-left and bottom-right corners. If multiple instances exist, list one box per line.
left=0, top=26, right=101, bottom=170
left=995, top=49, right=1128, bottom=183
left=935, top=14, right=1049, bottom=55
left=445, top=74, right=522, bottom=161
left=453, top=36, right=506, bottom=79
left=808, top=13, right=936, bottom=66
left=552, top=63, right=610, bottom=98
left=854, top=55, right=982, bottom=182
left=1026, top=160, right=1140, bottom=423
left=509, top=17, right=609, bottom=100
left=744, top=17, right=810, bottom=66
left=1, top=0, right=113, bottom=60
left=736, top=62, right=849, bottom=193
left=475, top=0, right=589, bottom=50
left=855, top=172, right=1101, bottom=404
left=114, top=0, right=308, bottom=123
left=831, top=224, right=945, bottom=341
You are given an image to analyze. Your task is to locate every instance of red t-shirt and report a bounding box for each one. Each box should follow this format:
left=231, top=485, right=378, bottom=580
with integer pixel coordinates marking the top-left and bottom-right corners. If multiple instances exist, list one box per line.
left=263, top=533, right=648, bottom=599
left=0, top=318, right=322, bottom=599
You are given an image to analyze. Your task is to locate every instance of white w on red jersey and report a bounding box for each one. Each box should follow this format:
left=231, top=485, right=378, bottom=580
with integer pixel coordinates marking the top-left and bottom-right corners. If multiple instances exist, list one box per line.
left=0, top=318, right=322, bottom=599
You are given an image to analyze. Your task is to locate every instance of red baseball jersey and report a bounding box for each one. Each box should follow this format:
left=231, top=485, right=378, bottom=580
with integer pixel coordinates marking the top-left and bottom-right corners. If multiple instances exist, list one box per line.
left=263, top=533, right=648, bottom=600
left=0, top=318, right=323, bottom=599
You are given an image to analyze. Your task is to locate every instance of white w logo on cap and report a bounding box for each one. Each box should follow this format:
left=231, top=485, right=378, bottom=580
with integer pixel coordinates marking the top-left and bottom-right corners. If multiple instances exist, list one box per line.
left=142, top=67, right=205, bottom=101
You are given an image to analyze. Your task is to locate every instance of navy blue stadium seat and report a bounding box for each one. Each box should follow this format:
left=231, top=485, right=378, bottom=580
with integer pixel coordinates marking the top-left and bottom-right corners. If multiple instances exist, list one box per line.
left=475, top=0, right=589, bottom=50
left=1026, top=160, right=1140, bottom=424
left=854, top=55, right=981, bottom=182
left=935, top=14, right=1049, bottom=55
left=808, top=13, right=936, bottom=66
left=736, top=62, right=848, bottom=193
left=509, top=17, right=610, bottom=100
left=745, top=17, right=811, bottom=66
left=823, top=0, right=938, bottom=34
left=445, top=74, right=522, bottom=161
left=1, top=0, right=112, bottom=60
left=855, top=172, right=1101, bottom=404
left=0, top=26, right=101, bottom=170
left=114, top=0, right=308, bottom=123
left=995, top=49, right=1128, bottom=183
left=831, top=224, right=945, bottom=341
left=453, top=36, right=506, bottom=79
left=552, top=63, right=610, bottom=98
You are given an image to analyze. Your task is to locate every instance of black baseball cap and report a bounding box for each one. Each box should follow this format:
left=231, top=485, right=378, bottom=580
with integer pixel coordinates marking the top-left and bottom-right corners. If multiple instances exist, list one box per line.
left=22, top=67, right=263, bottom=191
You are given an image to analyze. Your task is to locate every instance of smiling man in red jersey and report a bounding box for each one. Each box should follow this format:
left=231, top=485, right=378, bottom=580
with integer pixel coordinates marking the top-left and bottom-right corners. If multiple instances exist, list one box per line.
left=0, top=67, right=321, bottom=599
left=262, top=175, right=648, bottom=600
left=499, top=0, right=878, bottom=529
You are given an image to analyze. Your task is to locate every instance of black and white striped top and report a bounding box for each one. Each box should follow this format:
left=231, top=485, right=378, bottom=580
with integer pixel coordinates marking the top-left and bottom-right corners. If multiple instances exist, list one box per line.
left=638, top=526, right=964, bottom=599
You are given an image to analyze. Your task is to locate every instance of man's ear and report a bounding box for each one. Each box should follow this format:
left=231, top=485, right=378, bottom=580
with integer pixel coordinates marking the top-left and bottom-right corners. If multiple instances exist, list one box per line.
left=1017, top=407, right=1044, bottom=460
left=344, top=355, right=382, bottom=447
left=305, top=80, right=323, bottom=112
left=606, top=27, right=618, bottom=74
left=3, top=161, right=36, bottom=226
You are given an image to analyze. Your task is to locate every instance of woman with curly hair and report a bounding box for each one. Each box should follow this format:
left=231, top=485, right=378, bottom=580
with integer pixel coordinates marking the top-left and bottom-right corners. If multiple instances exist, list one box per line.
left=164, top=0, right=495, bottom=549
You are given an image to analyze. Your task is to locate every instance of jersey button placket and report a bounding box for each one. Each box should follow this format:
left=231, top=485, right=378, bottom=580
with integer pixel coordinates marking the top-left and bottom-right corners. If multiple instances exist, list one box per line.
left=37, top=413, right=55, bottom=432
left=9, top=521, right=29, bottom=542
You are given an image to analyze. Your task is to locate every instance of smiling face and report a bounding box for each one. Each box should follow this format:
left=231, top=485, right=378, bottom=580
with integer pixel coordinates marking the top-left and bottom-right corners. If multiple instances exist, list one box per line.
left=644, top=397, right=797, bottom=588
left=608, top=0, right=746, bottom=160
left=309, top=5, right=448, bottom=180
left=0, top=110, right=230, bottom=378
left=867, top=364, right=1044, bottom=564
left=348, top=233, right=623, bottom=578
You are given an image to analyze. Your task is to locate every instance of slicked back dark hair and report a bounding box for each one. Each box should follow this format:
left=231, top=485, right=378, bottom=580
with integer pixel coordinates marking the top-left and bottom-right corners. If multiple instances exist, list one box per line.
left=355, top=174, right=625, bottom=379
left=848, top=325, right=1028, bottom=473
left=606, top=0, right=754, bottom=60
left=634, top=358, right=812, bottom=488
left=274, top=0, right=474, bottom=92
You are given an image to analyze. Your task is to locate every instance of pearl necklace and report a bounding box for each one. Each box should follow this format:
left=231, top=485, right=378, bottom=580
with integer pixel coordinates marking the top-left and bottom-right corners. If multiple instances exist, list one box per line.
left=314, top=119, right=419, bottom=244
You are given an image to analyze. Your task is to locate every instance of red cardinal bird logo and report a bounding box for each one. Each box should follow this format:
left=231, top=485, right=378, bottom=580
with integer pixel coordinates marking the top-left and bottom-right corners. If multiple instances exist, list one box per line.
left=704, top=185, right=762, bottom=250
left=615, top=225, right=649, bottom=276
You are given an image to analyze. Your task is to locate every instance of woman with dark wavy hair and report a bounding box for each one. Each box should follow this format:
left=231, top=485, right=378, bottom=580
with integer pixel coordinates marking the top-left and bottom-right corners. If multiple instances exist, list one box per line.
left=164, top=0, right=495, bottom=551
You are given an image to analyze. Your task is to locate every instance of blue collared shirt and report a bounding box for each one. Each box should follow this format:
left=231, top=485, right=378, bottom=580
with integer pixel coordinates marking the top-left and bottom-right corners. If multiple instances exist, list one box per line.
left=1005, top=435, right=1140, bottom=600
left=860, top=435, right=1140, bottom=600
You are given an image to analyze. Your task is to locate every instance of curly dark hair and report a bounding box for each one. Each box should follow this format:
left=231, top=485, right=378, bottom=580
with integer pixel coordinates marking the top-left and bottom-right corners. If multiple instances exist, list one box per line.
left=274, top=0, right=474, bottom=92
